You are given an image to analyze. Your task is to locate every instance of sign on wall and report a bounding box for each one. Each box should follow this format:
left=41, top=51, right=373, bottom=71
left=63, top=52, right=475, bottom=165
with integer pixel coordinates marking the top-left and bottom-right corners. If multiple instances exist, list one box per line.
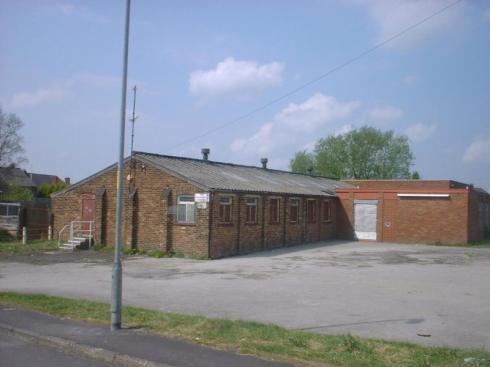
left=195, top=193, right=209, bottom=203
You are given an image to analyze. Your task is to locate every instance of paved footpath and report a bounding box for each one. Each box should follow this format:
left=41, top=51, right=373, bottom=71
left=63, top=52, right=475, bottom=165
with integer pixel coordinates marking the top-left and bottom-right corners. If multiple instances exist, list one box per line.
left=0, top=332, right=109, bottom=367
left=0, top=305, right=292, bottom=367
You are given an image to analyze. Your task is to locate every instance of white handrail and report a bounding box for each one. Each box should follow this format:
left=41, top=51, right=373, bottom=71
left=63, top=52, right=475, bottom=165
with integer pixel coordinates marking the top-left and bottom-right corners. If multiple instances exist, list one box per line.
left=58, top=224, right=71, bottom=247
left=58, top=221, right=95, bottom=247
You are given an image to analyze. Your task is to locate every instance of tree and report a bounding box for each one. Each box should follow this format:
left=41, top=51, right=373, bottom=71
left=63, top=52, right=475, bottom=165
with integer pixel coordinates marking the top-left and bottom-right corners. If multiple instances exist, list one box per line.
left=1, top=184, right=34, bottom=201
left=0, top=105, right=27, bottom=167
left=38, top=181, right=66, bottom=198
left=411, top=171, right=420, bottom=179
left=290, top=126, right=415, bottom=179
left=289, top=151, right=316, bottom=175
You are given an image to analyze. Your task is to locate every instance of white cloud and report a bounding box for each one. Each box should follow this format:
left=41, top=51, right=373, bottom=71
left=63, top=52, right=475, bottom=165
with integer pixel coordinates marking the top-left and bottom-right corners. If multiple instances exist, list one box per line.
left=189, top=57, right=284, bottom=98
left=335, top=124, right=355, bottom=136
left=463, top=138, right=490, bottom=163
left=405, top=123, right=437, bottom=142
left=11, top=87, right=66, bottom=108
left=356, top=0, right=465, bottom=49
left=57, top=3, right=109, bottom=23
left=367, top=106, right=402, bottom=122
left=230, top=93, right=359, bottom=155
left=8, top=73, right=122, bottom=109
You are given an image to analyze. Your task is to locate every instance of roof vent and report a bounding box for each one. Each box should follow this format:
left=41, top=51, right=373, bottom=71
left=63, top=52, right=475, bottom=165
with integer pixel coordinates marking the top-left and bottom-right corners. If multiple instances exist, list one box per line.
left=201, top=148, right=210, bottom=161
left=261, top=158, right=268, bottom=169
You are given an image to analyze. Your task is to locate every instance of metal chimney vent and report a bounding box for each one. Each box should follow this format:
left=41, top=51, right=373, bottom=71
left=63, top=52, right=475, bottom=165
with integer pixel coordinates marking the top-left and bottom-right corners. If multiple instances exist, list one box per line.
left=201, top=148, right=210, bottom=161
left=261, top=158, right=268, bottom=169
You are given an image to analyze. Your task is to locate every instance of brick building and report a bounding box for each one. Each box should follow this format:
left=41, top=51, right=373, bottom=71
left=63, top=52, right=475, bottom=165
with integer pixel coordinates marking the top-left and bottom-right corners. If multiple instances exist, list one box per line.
left=52, top=151, right=349, bottom=258
left=52, top=152, right=490, bottom=257
left=337, top=180, right=490, bottom=244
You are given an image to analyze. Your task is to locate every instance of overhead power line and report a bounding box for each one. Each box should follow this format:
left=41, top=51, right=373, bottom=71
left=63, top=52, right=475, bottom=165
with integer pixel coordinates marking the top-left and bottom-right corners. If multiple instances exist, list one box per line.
left=167, top=0, right=463, bottom=152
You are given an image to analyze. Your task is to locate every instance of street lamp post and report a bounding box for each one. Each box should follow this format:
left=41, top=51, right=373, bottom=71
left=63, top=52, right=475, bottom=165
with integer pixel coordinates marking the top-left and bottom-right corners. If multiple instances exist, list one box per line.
left=111, top=0, right=131, bottom=331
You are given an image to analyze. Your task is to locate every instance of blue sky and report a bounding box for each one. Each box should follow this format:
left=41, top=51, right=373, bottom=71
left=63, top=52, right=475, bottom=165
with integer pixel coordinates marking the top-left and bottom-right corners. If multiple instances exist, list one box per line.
left=1, top=0, right=489, bottom=189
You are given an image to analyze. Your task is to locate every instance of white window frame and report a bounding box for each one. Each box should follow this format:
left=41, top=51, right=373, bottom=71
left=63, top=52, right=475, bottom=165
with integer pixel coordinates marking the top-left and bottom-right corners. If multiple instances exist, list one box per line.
left=245, top=197, right=258, bottom=224
left=219, top=195, right=233, bottom=223
left=289, top=198, right=300, bottom=224
left=0, top=203, right=20, bottom=217
left=177, top=195, right=196, bottom=224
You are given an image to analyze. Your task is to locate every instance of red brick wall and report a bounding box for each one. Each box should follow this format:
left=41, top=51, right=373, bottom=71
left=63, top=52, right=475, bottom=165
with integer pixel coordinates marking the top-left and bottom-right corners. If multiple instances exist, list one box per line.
left=336, top=181, right=473, bottom=244
left=238, top=195, right=263, bottom=254
left=52, top=159, right=210, bottom=257
left=209, top=193, right=339, bottom=258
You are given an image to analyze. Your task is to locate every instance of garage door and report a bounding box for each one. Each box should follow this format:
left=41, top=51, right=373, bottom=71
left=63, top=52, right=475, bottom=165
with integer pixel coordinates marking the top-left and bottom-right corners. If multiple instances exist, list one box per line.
left=354, top=200, right=378, bottom=240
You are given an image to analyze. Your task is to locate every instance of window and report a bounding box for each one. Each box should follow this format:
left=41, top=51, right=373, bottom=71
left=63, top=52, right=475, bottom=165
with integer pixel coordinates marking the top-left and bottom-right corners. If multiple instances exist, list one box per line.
left=270, top=198, right=280, bottom=224
left=245, top=197, right=258, bottom=223
left=177, top=195, right=195, bottom=224
left=219, top=196, right=232, bottom=223
left=306, top=199, right=317, bottom=223
left=322, top=201, right=332, bottom=222
left=0, top=203, right=20, bottom=217
left=289, top=199, right=299, bottom=223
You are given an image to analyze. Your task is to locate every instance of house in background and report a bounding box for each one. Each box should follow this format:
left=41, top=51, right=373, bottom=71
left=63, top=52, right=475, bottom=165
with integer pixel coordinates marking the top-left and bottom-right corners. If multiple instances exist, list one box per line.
left=51, top=149, right=490, bottom=257
left=0, top=166, right=37, bottom=196
left=0, top=166, right=67, bottom=241
left=29, top=172, right=63, bottom=188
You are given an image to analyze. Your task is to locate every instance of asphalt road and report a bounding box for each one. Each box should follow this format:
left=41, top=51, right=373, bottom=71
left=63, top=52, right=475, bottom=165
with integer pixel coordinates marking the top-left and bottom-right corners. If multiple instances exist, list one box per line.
left=0, top=332, right=109, bottom=367
left=1, top=241, right=489, bottom=350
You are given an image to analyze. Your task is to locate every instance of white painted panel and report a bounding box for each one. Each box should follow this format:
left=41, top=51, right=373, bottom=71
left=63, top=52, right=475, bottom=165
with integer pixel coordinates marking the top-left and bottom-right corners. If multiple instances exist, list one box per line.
left=354, top=201, right=377, bottom=240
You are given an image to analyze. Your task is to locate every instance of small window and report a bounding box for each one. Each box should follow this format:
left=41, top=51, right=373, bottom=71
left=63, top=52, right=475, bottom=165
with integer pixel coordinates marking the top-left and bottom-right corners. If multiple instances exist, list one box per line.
left=177, top=195, right=195, bottom=224
left=322, top=201, right=332, bottom=222
left=289, top=199, right=299, bottom=223
left=0, top=203, right=19, bottom=217
left=270, top=198, right=280, bottom=224
left=245, top=197, right=258, bottom=223
left=306, top=199, right=317, bottom=224
left=8, top=205, right=19, bottom=216
left=219, top=196, right=232, bottom=223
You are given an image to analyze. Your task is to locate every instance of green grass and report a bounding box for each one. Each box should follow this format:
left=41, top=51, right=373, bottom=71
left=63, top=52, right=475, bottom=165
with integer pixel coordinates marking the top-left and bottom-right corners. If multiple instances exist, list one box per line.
left=432, top=237, right=490, bottom=249
left=93, top=244, right=208, bottom=260
left=0, top=240, right=58, bottom=254
left=0, top=292, right=488, bottom=367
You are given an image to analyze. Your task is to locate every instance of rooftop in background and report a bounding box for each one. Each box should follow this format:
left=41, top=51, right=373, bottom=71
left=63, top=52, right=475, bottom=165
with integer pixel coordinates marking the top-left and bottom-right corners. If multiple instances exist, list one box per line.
left=0, top=167, right=36, bottom=189
left=28, top=173, right=62, bottom=187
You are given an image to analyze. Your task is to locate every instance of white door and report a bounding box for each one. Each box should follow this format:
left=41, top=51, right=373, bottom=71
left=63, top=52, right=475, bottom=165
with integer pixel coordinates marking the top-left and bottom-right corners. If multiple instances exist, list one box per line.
left=354, top=200, right=378, bottom=240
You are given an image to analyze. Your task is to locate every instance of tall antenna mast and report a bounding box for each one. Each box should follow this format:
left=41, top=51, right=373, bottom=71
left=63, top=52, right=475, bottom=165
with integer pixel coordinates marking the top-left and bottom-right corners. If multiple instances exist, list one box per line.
left=130, top=85, right=138, bottom=155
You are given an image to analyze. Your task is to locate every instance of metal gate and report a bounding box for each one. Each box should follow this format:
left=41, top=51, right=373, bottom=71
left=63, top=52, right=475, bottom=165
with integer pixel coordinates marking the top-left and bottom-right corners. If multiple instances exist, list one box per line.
left=354, top=200, right=378, bottom=240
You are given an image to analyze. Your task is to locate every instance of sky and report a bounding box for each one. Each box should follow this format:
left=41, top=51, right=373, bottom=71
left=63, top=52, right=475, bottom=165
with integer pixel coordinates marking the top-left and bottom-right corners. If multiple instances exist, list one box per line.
left=1, top=0, right=489, bottom=190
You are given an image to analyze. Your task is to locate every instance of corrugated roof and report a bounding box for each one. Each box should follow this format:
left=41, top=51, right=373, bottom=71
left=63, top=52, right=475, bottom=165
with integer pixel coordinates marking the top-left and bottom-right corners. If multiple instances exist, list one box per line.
left=135, top=152, right=352, bottom=196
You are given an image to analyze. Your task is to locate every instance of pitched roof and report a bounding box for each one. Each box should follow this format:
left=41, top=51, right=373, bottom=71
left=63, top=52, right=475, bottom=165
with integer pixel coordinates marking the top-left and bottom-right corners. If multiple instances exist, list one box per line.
left=55, top=151, right=352, bottom=197
left=28, top=173, right=61, bottom=187
left=135, top=152, right=351, bottom=196
left=0, top=167, right=36, bottom=188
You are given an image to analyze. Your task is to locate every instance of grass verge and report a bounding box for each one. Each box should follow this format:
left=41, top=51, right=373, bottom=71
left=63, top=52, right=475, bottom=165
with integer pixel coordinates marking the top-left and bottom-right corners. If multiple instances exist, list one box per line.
left=0, top=292, right=488, bottom=367
left=432, top=238, right=490, bottom=249
left=93, top=244, right=208, bottom=260
left=0, top=240, right=58, bottom=254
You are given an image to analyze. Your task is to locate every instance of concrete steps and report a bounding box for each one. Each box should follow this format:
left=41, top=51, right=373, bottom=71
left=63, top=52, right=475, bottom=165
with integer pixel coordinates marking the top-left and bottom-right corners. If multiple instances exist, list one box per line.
left=59, top=236, right=93, bottom=251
